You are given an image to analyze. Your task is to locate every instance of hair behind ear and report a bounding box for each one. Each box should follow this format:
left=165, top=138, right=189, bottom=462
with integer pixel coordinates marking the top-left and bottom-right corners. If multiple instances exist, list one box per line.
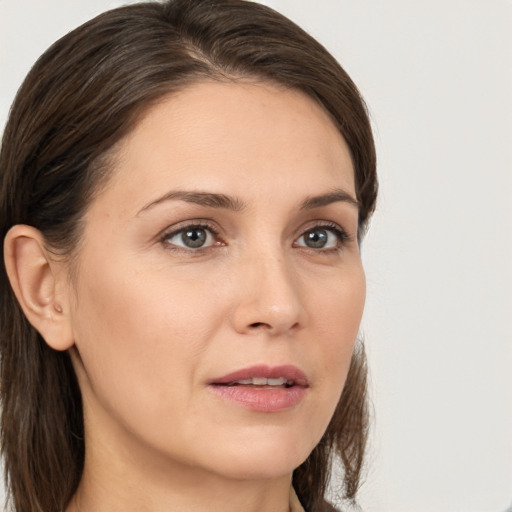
left=1, top=225, right=83, bottom=511
left=0, top=276, right=84, bottom=512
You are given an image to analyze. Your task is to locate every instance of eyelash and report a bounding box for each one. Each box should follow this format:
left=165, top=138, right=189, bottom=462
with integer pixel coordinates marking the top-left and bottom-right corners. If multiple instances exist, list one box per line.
left=296, top=222, right=351, bottom=252
left=160, top=221, right=351, bottom=253
left=161, top=221, right=221, bottom=253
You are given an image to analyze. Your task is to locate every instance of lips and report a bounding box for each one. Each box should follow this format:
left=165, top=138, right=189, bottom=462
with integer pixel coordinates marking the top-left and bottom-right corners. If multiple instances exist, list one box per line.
left=226, top=376, right=293, bottom=387
left=208, top=365, right=309, bottom=412
left=209, top=364, right=309, bottom=387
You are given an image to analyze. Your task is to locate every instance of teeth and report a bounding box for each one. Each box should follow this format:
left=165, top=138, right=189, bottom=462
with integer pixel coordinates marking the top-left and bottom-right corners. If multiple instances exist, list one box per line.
left=231, top=377, right=292, bottom=386
left=267, top=377, right=287, bottom=386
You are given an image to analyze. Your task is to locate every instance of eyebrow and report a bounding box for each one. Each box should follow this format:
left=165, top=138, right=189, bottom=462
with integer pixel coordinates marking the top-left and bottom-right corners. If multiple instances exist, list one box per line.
left=299, top=189, right=359, bottom=210
left=137, top=187, right=358, bottom=215
left=138, top=190, right=246, bottom=215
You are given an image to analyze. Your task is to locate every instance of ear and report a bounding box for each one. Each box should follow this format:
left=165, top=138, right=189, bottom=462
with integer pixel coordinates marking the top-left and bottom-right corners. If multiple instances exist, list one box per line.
left=3, top=225, right=74, bottom=351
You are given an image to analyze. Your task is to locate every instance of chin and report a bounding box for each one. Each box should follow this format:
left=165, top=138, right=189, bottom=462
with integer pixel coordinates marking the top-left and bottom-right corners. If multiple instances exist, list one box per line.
left=197, top=427, right=316, bottom=481
left=213, top=455, right=305, bottom=482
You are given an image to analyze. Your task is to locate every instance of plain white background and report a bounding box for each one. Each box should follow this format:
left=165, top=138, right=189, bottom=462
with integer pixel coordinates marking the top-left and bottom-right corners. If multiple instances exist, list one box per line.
left=1, top=1, right=511, bottom=511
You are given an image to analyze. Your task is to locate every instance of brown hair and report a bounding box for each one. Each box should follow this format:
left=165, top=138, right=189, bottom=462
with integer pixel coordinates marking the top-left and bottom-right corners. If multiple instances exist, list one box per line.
left=0, top=1, right=377, bottom=511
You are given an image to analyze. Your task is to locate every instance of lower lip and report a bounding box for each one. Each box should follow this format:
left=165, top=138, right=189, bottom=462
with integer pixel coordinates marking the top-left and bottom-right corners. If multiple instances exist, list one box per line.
left=208, top=385, right=307, bottom=412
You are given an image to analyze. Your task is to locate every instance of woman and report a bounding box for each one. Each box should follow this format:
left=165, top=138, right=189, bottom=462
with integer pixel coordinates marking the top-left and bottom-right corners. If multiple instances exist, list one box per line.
left=0, top=1, right=377, bottom=511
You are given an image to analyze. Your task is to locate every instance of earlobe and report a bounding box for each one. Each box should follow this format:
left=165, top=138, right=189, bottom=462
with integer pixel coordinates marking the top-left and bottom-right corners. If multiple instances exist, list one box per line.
left=3, top=225, right=74, bottom=351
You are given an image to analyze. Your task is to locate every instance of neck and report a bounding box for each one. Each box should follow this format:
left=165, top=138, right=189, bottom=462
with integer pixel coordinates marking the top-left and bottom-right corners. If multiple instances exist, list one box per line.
left=66, top=419, right=294, bottom=512
left=68, top=464, right=293, bottom=512
left=68, top=474, right=293, bottom=512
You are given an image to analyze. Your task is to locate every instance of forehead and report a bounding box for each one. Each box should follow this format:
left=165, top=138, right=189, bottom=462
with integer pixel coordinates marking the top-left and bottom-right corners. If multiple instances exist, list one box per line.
left=96, top=81, right=355, bottom=215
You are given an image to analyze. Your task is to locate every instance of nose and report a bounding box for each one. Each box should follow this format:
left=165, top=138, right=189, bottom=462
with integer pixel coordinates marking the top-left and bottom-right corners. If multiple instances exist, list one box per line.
left=230, top=251, right=306, bottom=337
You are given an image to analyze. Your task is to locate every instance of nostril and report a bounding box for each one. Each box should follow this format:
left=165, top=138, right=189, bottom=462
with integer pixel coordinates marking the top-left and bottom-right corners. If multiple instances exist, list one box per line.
left=249, top=322, right=268, bottom=329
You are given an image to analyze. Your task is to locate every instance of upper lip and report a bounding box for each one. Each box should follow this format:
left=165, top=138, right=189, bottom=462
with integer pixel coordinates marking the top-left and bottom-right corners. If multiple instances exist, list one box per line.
left=209, top=364, right=309, bottom=387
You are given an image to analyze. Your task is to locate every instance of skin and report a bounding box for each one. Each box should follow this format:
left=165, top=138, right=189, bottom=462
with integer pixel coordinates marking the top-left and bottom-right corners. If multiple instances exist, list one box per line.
left=55, top=81, right=366, bottom=512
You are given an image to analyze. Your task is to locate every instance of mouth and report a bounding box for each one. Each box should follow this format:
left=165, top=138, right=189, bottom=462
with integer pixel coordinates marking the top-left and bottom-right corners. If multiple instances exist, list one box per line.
left=220, top=376, right=296, bottom=388
left=208, top=365, right=309, bottom=412
left=210, top=364, right=309, bottom=386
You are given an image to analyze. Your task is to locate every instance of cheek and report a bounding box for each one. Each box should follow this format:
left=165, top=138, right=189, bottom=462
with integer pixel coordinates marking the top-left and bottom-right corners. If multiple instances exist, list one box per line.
left=308, top=265, right=366, bottom=406
left=314, top=262, right=365, bottom=346
left=69, top=257, right=217, bottom=420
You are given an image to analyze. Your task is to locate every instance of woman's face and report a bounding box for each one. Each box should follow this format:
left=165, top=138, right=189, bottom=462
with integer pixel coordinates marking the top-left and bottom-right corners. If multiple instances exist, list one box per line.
left=66, top=81, right=365, bottom=482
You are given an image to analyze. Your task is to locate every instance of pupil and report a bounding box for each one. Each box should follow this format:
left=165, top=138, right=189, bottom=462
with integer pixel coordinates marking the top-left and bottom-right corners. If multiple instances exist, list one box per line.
left=305, top=229, right=327, bottom=248
left=182, top=228, right=207, bottom=248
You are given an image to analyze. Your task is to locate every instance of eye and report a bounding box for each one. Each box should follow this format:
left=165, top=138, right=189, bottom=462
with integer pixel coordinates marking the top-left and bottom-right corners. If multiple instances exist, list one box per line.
left=163, top=225, right=216, bottom=249
left=295, top=225, right=348, bottom=250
